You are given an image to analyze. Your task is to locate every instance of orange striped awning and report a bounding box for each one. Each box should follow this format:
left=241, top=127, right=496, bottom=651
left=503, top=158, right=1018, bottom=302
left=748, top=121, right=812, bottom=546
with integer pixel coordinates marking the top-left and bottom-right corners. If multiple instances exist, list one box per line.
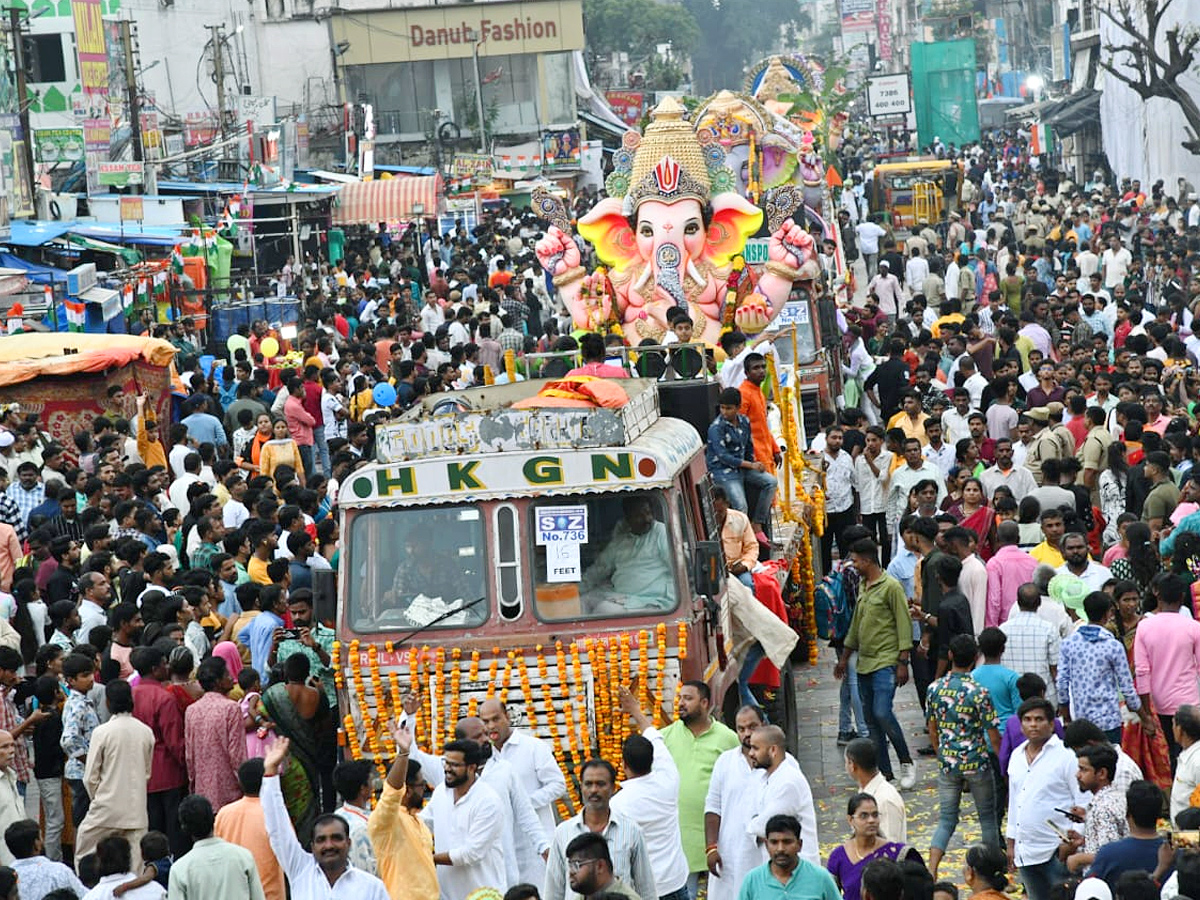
left=332, top=175, right=443, bottom=225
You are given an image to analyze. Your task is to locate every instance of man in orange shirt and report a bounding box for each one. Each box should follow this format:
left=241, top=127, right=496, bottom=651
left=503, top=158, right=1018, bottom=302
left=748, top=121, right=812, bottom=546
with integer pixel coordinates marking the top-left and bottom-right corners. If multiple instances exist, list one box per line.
left=738, top=353, right=780, bottom=474
left=213, top=758, right=285, bottom=900
left=489, top=258, right=514, bottom=289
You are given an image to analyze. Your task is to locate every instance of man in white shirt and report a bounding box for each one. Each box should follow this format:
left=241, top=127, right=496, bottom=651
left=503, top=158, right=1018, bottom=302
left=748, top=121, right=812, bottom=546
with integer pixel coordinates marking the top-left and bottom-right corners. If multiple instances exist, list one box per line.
left=1169, top=705, right=1200, bottom=823
left=403, top=710, right=549, bottom=887
left=868, top=262, right=904, bottom=318
left=320, top=373, right=348, bottom=443
left=420, top=739, right=507, bottom=900
left=745, top=725, right=819, bottom=866
left=1006, top=698, right=1085, bottom=900
left=856, top=220, right=887, bottom=277
left=1100, top=236, right=1132, bottom=290
left=905, top=248, right=930, bottom=295
left=612, top=688, right=690, bottom=900
left=922, top=421, right=956, bottom=478
left=705, top=706, right=770, bottom=900
left=1055, top=532, right=1112, bottom=593
left=843, top=737, right=907, bottom=843
left=167, top=453, right=203, bottom=512
left=480, top=699, right=567, bottom=886
left=854, top=428, right=892, bottom=560
left=261, top=738, right=390, bottom=900
left=419, top=292, right=445, bottom=335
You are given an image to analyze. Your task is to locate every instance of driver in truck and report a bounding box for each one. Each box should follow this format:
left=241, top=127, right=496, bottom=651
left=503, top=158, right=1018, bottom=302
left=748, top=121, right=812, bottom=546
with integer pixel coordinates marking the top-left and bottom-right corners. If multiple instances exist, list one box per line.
left=581, top=496, right=674, bottom=614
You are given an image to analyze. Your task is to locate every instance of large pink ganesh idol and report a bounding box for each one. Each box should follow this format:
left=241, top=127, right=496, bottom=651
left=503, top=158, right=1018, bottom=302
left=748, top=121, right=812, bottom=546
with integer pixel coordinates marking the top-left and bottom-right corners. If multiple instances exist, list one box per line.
left=536, top=98, right=818, bottom=346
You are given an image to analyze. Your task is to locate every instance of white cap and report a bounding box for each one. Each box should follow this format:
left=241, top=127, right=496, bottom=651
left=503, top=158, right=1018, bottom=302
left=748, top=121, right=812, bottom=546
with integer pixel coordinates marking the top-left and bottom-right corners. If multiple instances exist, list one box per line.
left=1076, top=878, right=1113, bottom=900
left=0, top=432, right=12, bottom=449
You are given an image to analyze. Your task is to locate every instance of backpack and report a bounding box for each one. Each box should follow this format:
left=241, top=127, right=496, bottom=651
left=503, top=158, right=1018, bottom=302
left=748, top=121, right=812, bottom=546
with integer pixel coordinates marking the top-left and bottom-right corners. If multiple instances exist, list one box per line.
left=815, top=567, right=854, bottom=642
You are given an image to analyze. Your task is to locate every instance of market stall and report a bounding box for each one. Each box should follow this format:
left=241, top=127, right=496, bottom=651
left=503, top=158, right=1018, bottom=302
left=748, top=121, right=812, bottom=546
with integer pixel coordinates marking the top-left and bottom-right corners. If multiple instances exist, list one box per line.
left=0, top=333, right=177, bottom=448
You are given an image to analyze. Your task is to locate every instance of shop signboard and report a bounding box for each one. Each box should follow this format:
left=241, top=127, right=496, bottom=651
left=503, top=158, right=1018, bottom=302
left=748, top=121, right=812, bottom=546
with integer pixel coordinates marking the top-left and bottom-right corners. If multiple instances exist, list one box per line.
left=98, top=161, right=144, bottom=187
left=34, top=129, right=86, bottom=164
left=331, top=0, right=585, bottom=63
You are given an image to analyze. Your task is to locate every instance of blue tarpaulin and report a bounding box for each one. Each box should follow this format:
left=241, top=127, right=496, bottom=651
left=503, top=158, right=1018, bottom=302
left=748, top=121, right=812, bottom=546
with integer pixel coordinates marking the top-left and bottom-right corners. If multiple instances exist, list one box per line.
left=5, top=221, right=72, bottom=247
left=0, top=252, right=69, bottom=284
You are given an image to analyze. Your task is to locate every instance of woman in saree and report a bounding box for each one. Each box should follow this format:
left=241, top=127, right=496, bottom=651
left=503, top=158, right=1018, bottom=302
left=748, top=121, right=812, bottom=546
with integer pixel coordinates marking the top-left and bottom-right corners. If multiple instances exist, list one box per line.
left=260, top=653, right=325, bottom=842
left=826, top=794, right=921, bottom=900
left=949, top=478, right=996, bottom=560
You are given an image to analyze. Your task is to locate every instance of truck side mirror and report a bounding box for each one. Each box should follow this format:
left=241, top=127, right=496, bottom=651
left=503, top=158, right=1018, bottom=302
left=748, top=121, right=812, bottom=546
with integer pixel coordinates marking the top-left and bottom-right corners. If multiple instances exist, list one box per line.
left=693, top=541, right=726, bottom=597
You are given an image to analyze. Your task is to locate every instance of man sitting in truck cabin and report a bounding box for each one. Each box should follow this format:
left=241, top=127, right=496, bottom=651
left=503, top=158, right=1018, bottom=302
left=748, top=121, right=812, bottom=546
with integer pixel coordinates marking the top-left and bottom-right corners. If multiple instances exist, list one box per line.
left=581, top=495, right=674, bottom=614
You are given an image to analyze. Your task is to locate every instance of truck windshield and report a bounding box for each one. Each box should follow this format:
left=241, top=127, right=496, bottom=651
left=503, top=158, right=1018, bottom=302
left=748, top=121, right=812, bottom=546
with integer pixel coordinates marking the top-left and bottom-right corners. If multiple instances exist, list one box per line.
left=529, top=491, right=680, bottom=622
left=345, top=506, right=488, bottom=632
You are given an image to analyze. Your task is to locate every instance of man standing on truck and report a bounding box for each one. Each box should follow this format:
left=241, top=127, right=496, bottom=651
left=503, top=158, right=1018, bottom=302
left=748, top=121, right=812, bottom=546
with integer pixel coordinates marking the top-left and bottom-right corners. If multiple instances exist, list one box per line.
left=480, top=697, right=566, bottom=885
left=707, top=389, right=778, bottom=548
left=661, top=681, right=739, bottom=900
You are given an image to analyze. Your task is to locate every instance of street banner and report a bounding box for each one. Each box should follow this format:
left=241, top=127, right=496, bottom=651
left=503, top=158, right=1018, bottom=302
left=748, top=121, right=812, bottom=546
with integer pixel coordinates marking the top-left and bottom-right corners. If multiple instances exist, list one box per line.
left=33, top=129, right=86, bottom=164
left=605, top=91, right=646, bottom=127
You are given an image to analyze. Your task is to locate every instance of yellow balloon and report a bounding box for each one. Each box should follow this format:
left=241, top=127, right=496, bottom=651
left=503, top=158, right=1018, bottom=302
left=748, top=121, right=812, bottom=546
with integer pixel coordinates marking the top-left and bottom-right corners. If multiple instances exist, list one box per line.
left=260, top=337, right=280, bottom=358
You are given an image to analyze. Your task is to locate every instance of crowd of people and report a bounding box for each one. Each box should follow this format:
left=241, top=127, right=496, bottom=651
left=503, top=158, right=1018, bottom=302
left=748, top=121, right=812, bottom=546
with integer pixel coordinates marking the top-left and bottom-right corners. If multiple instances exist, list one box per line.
left=813, top=130, right=1200, bottom=900
left=0, top=121, right=1197, bottom=900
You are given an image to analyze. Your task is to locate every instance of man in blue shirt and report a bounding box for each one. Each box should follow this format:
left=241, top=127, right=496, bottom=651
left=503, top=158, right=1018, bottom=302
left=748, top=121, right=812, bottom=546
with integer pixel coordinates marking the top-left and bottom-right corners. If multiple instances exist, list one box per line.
left=1088, top=780, right=1164, bottom=889
left=737, top=814, right=840, bottom=900
left=238, top=583, right=288, bottom=679
left=180, top=396, right=229, bottom=449
left=706, top=388, right=777, bottom=539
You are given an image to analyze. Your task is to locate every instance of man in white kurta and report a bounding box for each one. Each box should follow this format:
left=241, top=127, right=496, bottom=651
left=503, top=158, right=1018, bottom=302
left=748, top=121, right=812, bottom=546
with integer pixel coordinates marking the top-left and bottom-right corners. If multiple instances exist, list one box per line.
left=610, top=689, right=690, bottom=899
left=745, top=725, right=820, bottom=867
left=404, top=713, right=549, bottom=889
left=421, top=740, right=507, bottom=900
left=480, top=699, right=566, bottom=884
left=704, top=707, right=769, bottom=900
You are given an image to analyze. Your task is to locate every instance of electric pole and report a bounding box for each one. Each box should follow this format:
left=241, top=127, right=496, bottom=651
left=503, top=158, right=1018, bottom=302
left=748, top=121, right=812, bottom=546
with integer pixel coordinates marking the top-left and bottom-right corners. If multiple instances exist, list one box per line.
left=119, top=20, right=143, bottom=167
left=7, top=7, right=36, bottom=205
left=205, top=23, right=228, bottom=155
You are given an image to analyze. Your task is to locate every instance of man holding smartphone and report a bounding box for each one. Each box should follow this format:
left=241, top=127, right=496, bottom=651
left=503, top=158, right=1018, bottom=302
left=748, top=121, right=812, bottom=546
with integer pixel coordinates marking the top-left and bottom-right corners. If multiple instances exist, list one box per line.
left=269, top=589, right=336, bottom=709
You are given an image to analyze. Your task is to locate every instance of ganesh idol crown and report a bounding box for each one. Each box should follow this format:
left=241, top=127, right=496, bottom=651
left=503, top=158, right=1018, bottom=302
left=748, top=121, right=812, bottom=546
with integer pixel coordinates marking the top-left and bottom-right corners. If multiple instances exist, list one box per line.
left=535, top=97, right=819, bottom=346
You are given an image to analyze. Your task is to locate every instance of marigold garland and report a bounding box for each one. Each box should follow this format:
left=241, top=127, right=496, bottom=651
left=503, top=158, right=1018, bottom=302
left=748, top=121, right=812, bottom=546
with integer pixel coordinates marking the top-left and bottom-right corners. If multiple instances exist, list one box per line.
left=500, top=651, right=516, bottom=706
left=447, top=648, right=463, bottom=745
left=331, top=641, right=343, bottom=690
left=519, top=653, right=539, bottom=730
left=468, top=650, right=481, bottom=682
left=653, top=624, right=667, bottom=726
left=343, top=714, right=362, bottom=759
left=569, top=641, right=588, bottom=750
left=677, top=622, right=688, bottom=660
left=434, top=647, right=447, bottom=748
left=485, top=648, right=501, bottom=699
left=636, top=631, right=650, bottom=710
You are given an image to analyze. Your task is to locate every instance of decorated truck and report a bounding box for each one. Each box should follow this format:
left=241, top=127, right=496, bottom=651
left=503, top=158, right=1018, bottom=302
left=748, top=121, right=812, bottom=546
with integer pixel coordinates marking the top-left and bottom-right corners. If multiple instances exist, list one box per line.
left=331, top=378, right=822, bottom=815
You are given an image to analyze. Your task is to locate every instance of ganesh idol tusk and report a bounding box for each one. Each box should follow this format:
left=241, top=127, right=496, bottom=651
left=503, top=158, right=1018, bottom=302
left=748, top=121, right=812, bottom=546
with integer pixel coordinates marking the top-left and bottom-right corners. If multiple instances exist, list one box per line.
left=632, top=266, right=653, bottom=292
left=686, top=260, right=707, bottom=290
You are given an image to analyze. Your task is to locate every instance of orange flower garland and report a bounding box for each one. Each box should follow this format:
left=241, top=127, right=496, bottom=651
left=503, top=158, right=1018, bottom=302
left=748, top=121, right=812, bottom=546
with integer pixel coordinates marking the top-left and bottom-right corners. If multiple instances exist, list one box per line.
left=447, top=648, right=463, bottom=745
left=677, top=622, right=688, bottom=660
left=485, top=648, right=501, bottom=699
left=569, top=641, right=587, bottom=751
left=636, top=631, right=650, bottom=710
left=653, top=624, right=667, bottom=726
left=468, top=650, right=481, bottom=682
left=500, top=651, right=515, bottom=706
left=434, top=647, right=447, bottom=749
left=331, top=641, right=342, bottom=690
left=592, top=640, right=610, bottom=762
left=519, top=652, right=539, bottom=730
left=343, top=714, right=362, bottom=759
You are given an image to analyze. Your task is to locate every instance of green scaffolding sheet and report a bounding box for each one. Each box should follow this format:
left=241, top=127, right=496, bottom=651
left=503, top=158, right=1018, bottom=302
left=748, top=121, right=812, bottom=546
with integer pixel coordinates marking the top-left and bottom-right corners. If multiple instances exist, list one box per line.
left=911, top=40, right=981, bottom=149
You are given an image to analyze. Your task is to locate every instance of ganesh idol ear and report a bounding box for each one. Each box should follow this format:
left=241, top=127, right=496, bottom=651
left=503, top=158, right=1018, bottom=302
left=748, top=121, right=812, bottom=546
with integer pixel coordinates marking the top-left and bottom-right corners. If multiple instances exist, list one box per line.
left=706, top=193, right=764, bottom=269
left=578, top=197, right=639, bottom=272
